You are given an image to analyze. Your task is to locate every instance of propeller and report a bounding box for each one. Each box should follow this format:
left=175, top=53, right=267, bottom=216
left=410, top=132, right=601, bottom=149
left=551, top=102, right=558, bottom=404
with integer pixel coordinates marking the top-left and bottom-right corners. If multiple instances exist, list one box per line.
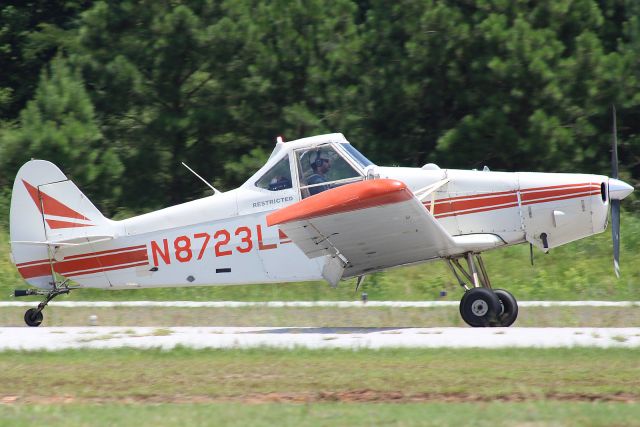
left=608, top=106, right=634, bottom=277
left=611, top=106, right=620, bottom=277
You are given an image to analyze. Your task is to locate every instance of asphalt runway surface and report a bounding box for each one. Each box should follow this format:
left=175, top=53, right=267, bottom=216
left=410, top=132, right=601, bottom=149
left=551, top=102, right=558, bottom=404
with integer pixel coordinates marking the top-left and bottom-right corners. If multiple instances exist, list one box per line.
left=1, top=327, right=640, bottom=350
left=2, top=301, right=637, bottom=307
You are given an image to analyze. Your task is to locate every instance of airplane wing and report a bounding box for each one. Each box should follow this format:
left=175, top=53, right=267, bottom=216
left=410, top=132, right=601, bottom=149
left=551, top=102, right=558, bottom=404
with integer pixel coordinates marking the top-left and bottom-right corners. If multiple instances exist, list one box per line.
left=267, top=179, right=490, bottom=286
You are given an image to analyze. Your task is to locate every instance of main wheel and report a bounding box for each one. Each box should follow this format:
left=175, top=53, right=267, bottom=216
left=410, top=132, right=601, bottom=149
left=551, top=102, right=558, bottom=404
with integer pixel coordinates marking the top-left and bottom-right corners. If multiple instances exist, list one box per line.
left=24, top=308, right=43, bottom=327
left=494, top=289, right=518, bottom=327
left=459, top=287, right=501, bottom=327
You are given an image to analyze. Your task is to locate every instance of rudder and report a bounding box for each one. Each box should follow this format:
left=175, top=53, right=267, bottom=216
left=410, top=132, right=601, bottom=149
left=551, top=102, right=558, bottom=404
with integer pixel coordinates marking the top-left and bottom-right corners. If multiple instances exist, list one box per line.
left=10, top=160, right=113, bottom=288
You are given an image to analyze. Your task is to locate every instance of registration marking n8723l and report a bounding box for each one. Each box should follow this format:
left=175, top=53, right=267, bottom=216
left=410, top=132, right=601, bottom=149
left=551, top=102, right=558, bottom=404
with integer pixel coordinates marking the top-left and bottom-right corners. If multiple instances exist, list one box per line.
left=150, top=224, right=278, bottom=266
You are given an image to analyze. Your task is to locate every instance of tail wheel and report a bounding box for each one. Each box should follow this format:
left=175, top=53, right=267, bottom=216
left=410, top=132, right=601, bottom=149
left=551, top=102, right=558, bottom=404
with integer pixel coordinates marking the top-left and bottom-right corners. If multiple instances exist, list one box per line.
left=24, top=308, right=43, bottom=327
left=494, top=289, right=518, bottom=327
left=459, top=287, right=501, bottom=327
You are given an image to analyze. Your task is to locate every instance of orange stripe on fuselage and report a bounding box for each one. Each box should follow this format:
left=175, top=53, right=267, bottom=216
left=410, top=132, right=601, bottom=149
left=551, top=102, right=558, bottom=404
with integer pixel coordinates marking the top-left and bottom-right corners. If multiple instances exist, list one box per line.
left=17, top=263, right=52, bottom=279
left=61, top=261, right=149, bottom=277
left=15, top=258, right=51, bottom=268
left=432, top=202, right=520, bottom=219
left=521, top=190, right=600, bottom=206
left=520, top=185, right=600, bottom=202
left=429, top=194, right=518, bottom=217
left=54, top=249, right=148, bottom=276
left=439, top=189, right=517, bottom=203
left=519, top=182, right=600, bottom=194
left=16, top=245, right=149, bottom=280
left=63, top=245, right=147, bottom=260
left=427, top=182, right=600, bottom=218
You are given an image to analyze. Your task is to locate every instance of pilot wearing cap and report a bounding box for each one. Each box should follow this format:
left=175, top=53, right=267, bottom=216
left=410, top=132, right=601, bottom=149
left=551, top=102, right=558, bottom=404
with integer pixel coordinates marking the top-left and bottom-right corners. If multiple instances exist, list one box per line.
left=307, top=151, right=331, bottom=195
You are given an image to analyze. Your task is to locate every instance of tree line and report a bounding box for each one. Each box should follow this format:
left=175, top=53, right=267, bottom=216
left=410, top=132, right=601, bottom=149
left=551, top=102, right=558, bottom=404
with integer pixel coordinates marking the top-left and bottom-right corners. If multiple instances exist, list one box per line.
left=0, top=0, right=638, bottom=218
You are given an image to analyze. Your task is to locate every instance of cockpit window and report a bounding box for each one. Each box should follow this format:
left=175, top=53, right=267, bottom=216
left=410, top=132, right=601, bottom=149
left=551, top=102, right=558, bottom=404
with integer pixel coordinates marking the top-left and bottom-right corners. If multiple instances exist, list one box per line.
left=296, top=144, right=362, bottom=198
left=342, top=144, right=374, bottom=168
left=255, top=155, right=292, bottom=191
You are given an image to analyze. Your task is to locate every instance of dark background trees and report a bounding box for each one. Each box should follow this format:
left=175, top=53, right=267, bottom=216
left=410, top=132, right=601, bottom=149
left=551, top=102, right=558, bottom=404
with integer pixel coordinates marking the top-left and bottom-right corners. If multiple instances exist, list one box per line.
left=1, top=0, right=638, bottom=218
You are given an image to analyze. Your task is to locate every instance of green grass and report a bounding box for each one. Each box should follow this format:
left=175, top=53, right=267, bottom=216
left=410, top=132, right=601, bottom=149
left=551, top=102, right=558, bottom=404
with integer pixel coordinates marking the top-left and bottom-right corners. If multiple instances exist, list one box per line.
left=2, top=348, right=639, bottom=426
left=1, top=348, right=639, bottom=400
left=2, top=402, right=640, bottom=427
left=2, top=213, right=640, bottom=302
left=2, top=306, right=640, bottom=327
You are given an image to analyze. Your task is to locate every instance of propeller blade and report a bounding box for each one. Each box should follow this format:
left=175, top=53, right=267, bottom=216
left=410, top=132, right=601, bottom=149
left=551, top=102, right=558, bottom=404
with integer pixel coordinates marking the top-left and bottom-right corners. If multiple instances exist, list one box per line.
left=608, top=107, right=633, bottom=277
left=610, top=105, right=621, bottom=278
left=612, top=105, right=618, bottom=179
left=529, top=243, right=534, bottom=266
left=612, top=199, right=620, bottom=278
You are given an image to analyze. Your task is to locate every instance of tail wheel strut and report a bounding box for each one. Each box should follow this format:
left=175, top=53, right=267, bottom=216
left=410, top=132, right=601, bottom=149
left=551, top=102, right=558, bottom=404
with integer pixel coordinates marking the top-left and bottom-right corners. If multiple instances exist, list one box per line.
left=15, top=281, right=72, bottom=327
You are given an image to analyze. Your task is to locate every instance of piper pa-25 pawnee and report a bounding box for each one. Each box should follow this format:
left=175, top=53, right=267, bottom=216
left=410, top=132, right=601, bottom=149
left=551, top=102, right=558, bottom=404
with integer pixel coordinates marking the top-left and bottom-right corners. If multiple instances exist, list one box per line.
left=10, top=127, right=634, bottom=327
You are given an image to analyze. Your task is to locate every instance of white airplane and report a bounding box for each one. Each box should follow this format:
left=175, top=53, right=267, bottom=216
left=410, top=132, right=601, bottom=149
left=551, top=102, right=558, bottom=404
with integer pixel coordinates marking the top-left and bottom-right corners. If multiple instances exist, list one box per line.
left=9, top=127, right=634, bottom=327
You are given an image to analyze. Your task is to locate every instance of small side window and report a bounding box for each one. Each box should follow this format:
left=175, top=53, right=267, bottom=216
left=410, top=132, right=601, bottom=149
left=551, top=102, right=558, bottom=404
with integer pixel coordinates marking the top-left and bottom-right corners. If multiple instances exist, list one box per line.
left=255, top=156, right=292, bottom=191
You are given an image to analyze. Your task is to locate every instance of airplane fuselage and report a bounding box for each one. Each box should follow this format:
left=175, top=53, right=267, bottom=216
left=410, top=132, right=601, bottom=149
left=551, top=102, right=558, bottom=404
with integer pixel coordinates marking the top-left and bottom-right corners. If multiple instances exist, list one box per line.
left=18, top=166, right=607, bottom=290
left=10, top=132, right=633, bottom=328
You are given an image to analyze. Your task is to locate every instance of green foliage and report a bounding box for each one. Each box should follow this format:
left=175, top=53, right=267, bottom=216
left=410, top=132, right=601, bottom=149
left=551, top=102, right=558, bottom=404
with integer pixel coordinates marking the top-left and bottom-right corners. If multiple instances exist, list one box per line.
left=0, top=1, right=639, bottom=301
left=224, top=146, right=270, bottom=186
left=0, top=224, right=23, bottom=290
left=1, top=0, right=639, bottom=210
left=1, top=347, right=639, bottom=425
left=0, top=56, right=123, bottom=213
left=0, top=187, right=10, bottom=230
left=74, top=1, right=245, bottom=208
left=0, top=1, right=92, bottom=120
left=60, top=0, right=364, bottom=208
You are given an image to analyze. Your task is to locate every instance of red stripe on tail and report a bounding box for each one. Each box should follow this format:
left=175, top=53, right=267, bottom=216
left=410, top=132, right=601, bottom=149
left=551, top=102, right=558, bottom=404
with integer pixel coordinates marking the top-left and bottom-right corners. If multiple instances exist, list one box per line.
left=22, top=179, right=90, bottom=221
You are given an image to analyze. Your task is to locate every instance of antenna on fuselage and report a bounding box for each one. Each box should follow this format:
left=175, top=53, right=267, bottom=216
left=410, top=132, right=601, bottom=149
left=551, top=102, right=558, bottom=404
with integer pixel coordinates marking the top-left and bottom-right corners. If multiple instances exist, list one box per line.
left=181, top=162, right=222, bottom=195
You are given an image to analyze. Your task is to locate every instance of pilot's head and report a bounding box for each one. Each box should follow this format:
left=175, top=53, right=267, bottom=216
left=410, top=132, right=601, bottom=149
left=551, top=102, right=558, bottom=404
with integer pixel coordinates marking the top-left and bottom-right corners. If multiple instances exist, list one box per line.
left=311, top=151, right=331, bottom=174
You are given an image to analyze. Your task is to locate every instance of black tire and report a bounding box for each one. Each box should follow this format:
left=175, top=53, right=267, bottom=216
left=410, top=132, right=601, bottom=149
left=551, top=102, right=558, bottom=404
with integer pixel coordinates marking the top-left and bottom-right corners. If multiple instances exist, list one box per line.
left=494, top=289, right=518, bottom=327
left=24, top=308, right=43, bottom=327
left=459, top=288, right=501, bottom=327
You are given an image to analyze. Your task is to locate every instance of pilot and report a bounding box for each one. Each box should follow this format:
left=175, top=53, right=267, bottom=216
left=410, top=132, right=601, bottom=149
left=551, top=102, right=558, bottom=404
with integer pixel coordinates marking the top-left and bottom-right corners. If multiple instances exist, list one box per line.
left=307, top=151, right=331, bottom=195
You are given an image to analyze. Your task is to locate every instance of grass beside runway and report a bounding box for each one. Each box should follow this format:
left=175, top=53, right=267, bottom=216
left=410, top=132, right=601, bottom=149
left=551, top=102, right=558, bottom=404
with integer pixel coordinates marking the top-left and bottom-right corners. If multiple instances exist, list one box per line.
left=2, top=402, right=640, bottom=427
left=1, top=348, right=638, bottom=401
left=1, top=305, right=640, bottom=327
left=1, top=347, right=639, bottom=426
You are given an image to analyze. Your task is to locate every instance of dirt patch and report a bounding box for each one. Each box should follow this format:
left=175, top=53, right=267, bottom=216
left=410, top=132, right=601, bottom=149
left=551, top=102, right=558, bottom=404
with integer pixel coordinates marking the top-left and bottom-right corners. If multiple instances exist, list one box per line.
left=2, top=390, right=637, bottom=405
left=246, top=390, right=638, bottom=404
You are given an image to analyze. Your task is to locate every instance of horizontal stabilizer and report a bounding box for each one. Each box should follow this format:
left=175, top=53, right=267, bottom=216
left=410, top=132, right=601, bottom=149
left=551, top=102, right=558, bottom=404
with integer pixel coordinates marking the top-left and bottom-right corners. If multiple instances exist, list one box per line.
left=12, top=235, right=114, bottom=247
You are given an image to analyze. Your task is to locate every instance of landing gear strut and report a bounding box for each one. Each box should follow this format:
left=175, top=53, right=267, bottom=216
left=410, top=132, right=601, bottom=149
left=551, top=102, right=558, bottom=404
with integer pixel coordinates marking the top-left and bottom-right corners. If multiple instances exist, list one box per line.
left=15, top=281, right=72, bottom=327
left=446, top=253, right=518, bottom=327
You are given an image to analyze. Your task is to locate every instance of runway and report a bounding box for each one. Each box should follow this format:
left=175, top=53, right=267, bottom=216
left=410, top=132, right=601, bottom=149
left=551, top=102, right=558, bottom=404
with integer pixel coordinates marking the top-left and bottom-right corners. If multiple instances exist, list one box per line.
left=2, top=300, right=638, bottom=307
left=1, top=327, right=640, bottom=350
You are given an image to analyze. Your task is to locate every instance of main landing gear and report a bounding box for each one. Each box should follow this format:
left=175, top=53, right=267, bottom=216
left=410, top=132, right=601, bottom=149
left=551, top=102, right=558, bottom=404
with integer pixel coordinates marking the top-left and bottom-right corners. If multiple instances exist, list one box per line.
left=446, top=253, right=518, bottom=327
left=14, top=280, right=72, bottom=327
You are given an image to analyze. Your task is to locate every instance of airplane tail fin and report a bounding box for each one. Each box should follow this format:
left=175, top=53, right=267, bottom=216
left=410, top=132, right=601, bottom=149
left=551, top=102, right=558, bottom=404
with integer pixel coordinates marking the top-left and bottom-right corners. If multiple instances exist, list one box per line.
left=10, top=160, right=115, bottom=288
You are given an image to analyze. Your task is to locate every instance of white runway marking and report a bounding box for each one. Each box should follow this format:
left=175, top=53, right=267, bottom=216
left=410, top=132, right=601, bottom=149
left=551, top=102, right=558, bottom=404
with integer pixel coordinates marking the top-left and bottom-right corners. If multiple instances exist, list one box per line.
left=1, top=301, right=638, bottom=308
left=1, top=327, right=640, bottom=351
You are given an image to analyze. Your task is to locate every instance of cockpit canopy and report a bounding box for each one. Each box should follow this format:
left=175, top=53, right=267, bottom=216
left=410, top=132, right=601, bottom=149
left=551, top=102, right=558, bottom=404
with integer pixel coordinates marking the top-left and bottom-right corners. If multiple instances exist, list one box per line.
left=250, top=133, right=374, bottom=199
